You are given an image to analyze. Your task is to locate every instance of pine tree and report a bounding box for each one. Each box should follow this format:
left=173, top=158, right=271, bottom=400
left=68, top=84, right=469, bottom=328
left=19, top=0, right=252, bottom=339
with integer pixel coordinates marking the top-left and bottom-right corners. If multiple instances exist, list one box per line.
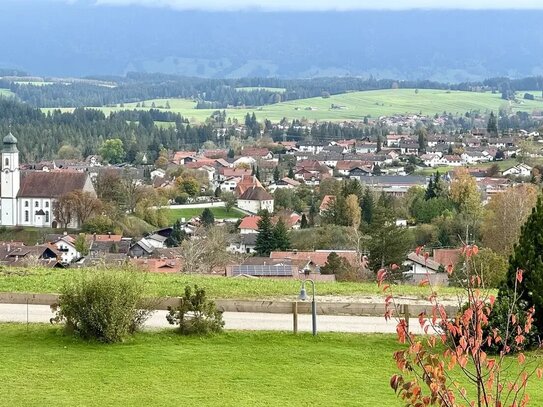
left=273, top=166, right=280, bottom=182
left=487, top=111, right=498, bottom=137
left=200, top=208, right=215, bottom=227
left=372, top=163, right=382, bottom=176
left=273, top=218, right=290, bottom=251
left=501, top=197, right=543, bottom=333
left=166, top=220, right=186, bottom=247
left=361, top=188, right=374, bottom=225
left=255, top=210, right=275, bottom=256
left=287, top=166, right=295, bottom=179
left=308, top=200, right=317, bottom=226
left=300, top=213, right=309, bottom=229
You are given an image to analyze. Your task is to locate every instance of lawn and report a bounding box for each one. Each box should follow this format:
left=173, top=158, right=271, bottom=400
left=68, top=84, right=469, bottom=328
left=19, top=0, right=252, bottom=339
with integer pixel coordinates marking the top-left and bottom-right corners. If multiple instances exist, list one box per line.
left=0, top=266, right=473, bottom=300
left=0, top=324, right=541, bottom=406
left=415, top=159, right=522, bottom=176
left=41, top=89, right=543, bottom=124
left=164, top=207, right=245, bottom=223
left=0, top=324, right=399, bottom=406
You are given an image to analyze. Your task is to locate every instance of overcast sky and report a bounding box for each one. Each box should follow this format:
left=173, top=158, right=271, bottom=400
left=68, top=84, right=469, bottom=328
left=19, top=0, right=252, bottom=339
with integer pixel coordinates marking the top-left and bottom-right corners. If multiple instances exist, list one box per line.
left=78, top=0, right=543, bottom=11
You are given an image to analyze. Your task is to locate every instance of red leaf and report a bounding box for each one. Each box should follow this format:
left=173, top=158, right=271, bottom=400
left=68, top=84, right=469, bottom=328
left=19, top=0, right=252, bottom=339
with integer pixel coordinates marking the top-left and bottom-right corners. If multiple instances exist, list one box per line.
left=517, top=269, right=524, bottom=284
left=446, top=264, right=453, bottom=275
left=472, top=245, right=479, bottom=255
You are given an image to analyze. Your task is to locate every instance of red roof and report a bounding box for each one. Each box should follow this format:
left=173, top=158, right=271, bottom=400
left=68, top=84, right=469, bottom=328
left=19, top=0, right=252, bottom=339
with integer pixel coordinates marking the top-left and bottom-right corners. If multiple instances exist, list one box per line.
left=433, top=248, right=462, bottom=268
left=239, top=215, right=261, bottom=230
left=241, top=147, right=270, bottom=157
left=235, top=175, right=263, bottom=197
left=319, top=195, right=335, bottom=211
left=270, top=250, right=358, bottom=267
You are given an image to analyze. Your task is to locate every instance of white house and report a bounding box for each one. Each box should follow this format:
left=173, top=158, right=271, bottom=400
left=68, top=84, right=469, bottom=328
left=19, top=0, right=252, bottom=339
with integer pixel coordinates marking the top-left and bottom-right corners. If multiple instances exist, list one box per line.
left=0, top=133, right=96, bottom=228
left=220, top=176, right=241, bottom=192
left=503, top=163, right=532, bottom=177
left=237, top=186, right=274, bottom=214
left=268, top=177, right=301, bottom=193
left=51, top=235, right=81, bottom=264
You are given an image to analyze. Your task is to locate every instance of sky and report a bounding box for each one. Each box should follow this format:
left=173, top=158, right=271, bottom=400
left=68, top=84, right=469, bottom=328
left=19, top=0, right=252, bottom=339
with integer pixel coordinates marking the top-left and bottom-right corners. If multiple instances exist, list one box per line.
left=47, top=0, right=543, bottom=11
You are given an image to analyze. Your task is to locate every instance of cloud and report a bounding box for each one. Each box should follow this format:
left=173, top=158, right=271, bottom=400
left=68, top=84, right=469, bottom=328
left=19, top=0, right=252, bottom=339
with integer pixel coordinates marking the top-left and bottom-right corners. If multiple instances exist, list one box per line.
left=91, top=0, right=543, bottom=11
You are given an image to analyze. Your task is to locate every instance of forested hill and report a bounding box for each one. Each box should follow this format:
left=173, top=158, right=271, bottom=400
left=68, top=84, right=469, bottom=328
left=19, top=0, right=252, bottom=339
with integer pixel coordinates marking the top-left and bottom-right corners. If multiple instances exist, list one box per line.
left=1, top=2, right=543, bottom=81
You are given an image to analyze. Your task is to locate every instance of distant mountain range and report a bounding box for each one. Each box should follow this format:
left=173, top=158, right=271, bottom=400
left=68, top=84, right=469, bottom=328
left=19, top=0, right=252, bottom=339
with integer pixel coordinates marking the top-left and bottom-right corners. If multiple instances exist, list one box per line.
left=2, top=1, right=543, bottom=81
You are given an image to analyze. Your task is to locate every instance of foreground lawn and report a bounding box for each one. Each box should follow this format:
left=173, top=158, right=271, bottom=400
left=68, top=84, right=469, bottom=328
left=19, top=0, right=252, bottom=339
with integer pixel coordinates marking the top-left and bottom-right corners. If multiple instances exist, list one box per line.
left=0, top=267, right=473, bottom=299
left=0, top=324, right=399, bottom=406
left=164, top=207, right=244, bottom=223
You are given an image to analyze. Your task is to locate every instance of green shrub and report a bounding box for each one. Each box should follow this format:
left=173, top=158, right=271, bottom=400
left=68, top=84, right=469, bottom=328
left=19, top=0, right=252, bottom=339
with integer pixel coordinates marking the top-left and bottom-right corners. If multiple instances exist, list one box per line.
left=52, top=271, right=153, bottom=343
left=166, top=285, right=224, bottom=335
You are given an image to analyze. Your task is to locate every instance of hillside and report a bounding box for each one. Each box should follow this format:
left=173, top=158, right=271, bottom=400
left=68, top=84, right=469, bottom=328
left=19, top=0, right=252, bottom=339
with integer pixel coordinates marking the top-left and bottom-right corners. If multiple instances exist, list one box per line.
left=45, top=89, right=543, bottom=123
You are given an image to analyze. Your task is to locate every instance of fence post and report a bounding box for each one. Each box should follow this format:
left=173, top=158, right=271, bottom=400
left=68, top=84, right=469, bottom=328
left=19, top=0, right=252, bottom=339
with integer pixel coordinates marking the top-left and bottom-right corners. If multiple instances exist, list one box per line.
left=292, top=302, right=298, bottom=334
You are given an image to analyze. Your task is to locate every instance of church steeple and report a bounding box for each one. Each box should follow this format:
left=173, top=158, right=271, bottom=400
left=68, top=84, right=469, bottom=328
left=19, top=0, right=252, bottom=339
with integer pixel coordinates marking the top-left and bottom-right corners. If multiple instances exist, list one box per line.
left=2, top=132, right=18, bottom=154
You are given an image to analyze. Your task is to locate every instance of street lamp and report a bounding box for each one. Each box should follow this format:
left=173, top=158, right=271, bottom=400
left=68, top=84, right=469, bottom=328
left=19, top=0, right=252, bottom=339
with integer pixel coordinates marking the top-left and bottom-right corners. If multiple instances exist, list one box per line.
left=299, top=278, right=317, bottom=336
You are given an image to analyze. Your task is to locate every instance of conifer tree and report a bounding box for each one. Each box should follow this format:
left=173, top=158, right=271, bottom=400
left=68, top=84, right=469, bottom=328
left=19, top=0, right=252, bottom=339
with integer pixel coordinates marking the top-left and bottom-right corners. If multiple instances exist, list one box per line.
left=273, top=166, right=280, bottom=182
left=272, top=218, right=290, bottom=251
left=300, top=213, right=309, bottom=229
left=200, top=208, right=215, bottom=227
left=287, top=166, right=295, bottom=179
left=255, top=210, right=274, bottom=256
left=361, top=188, right=374, bottom=225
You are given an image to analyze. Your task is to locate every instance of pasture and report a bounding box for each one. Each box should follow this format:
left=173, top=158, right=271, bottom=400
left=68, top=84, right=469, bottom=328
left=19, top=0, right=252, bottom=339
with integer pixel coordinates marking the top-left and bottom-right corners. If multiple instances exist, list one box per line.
left=0, top=266, right=472, bottom=299
left=43, top=89, right=543, bottom=124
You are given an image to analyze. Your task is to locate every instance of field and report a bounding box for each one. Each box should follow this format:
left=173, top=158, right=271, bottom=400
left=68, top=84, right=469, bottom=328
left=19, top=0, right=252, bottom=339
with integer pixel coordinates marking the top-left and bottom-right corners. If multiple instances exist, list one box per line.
left=1, top=324, right=542, bottom=406
left=236, top=86, right=286, bottom=92
left=164, top=207, right=245, bottom=223
left=42, top=89, right=543, bottom=123
left=0, top=266, right=476, bottom=299
left=415, top=158, right=520, bottom=176
left=0, top=324, right=397, bottom=406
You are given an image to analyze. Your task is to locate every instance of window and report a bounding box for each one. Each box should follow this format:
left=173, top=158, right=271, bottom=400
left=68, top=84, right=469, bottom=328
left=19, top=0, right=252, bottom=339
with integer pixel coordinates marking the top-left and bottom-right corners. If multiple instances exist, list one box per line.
left=24, top=211, right=29, bottom=222
left=45, top=211, right=49, bottom=223
left=45, top=202, right=49, bottom=208
left=24, top=201, right=29, bottom=208
left=4, top=158, right=8, bottom=167
left=35, top=202, right=38, bottom=208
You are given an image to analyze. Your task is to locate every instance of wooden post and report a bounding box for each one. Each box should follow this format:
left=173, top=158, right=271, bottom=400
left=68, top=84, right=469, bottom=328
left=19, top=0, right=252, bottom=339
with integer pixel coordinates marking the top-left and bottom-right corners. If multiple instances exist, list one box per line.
left=292, top=302, right=298, bottom=334
left=404, top=304, right=410, bottom=334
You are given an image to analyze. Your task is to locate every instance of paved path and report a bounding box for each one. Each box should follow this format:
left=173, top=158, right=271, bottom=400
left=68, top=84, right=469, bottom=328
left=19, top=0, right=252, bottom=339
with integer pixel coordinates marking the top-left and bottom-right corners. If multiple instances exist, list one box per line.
left=0, top=304, right=425, bottom=334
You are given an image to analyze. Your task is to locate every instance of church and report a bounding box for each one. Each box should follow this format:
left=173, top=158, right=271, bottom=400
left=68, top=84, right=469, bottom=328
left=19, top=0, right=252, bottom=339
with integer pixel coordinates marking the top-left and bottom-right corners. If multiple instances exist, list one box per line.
left=0, top=133, right=96, bottom=228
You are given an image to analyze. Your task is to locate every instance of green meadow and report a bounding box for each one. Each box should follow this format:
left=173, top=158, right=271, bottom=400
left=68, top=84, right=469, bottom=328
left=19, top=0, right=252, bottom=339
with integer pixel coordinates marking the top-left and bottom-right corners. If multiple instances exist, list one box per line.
left=164, top=207, right=245, bottom=223
left=42, top=89, right=543, bottom=123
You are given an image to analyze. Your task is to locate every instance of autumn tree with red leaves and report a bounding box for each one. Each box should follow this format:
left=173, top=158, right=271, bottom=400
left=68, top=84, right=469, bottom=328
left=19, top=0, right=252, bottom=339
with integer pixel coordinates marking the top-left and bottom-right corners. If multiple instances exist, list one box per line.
left=378, top=245, right=541, bottom=407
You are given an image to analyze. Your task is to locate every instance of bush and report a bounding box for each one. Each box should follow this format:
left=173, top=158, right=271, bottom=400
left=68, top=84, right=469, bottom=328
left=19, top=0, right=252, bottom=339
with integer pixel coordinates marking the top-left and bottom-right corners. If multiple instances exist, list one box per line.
left=166, top=285, right=224, bottom=335
left=51, top=271, right=152, bottom=343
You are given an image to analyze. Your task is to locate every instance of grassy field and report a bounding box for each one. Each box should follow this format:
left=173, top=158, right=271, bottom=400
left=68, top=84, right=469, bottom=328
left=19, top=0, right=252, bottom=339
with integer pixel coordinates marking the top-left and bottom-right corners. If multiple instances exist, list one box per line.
left=0, top=324, right=398, bottom=406
left=0, top=266, right=475, bottom=300
left=42, top=89, right=543, bottom=123
left=0, top=324, right=542, bottom=406
left=415, top=158, right=521, bottom=176
left=164, top=207, right=245, bottom=223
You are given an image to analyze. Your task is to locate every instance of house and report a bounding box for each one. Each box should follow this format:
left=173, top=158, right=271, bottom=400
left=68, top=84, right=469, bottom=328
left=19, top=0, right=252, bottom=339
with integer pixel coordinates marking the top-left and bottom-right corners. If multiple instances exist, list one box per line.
left=268, top=177, right=301, bottom=193
left=319, top=195, right=335, bottom=214
left=150, top=168, right=166, bottom=180
left=359, top=176, right=428, bottom=197
left=172, top=151, right=197, bottom=165
left=237, top=186, right=274, bottom=214
left=399, top=140, right=419, bottom=155
left=503, top=163, right=532, bottom=177
left=348, top=166, right=372, bottom=180
left=442, top=155, right=463, bottom=166
left=0, top=133, right=97, bottom=229
left=49, top=234, right=80, bottom=263
left=228, top=233, right=257, bottom=254
left=298, top=142, right=326, bottom=155
left=404, top=252, right=448, bottom=285
left=355, top=142, right=378, bottom=154
left=219, top=167, right=252, bottom=182
left=131, top=258, right=182, bottom=273
left=421, top=153, right=443, bottom=168
left=240, top=147, right=273, bottom=160
left=234, top=175, right=262, bottom=197
left=385, top=134, right=408, bottom=147
left=0, top=242, right=62, bottom=268
left=239, top=215, right=261, bottom=234
left=335, top=160, right=371, bottom=176
left=270, top=250, right=360, bottom=269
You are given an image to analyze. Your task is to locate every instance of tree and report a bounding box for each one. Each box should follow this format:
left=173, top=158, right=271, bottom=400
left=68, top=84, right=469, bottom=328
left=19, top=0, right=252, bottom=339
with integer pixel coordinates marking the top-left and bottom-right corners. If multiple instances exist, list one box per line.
left=487, top=110, right=498, bottom=136
left=99, top=138, right=125, bottom=164
left=74, top=233, right=89, bottom=257
left=273, top=166, right=280, bottom=183
left=64, top=191, right=103, bottom=226
left=287, top=166, right=295, bottom=179
left=300, top=213, right=309, bottom=229
left=320, top=252, right=358, bottom=281
left=501, top=196, right=543, bottom=334
left=482, top=184, right=538, bottom=256
left=57, top=144, right=81, bottom=160
left=53, top=195, right=74, bottom=229
left=272, top=218, right=290, bottom=251
left=485, top=163, right=500, bottom=177
left=360, top=188, right=374, bottom=226
left=372, top=163, right=382, bottom=176
left=82, top=215, right=116, bottom=234
left=181, top=226, right=234, bottom=274
left=166, top=220, right=186, bottom=247
left=424, top=171, right=445, bottom=200
left=345, top=194, right=361, bottom=228
left=449, top=167, right=482, bottom=219
left=200, top=208, right=215, bottom=227
left=221, top=191, right=237, bottom=213
left=255, top=210, right=274, bottom=256
left=415, top=127, right=427, bottom=153
left=379, top=246, right=539, bottom=407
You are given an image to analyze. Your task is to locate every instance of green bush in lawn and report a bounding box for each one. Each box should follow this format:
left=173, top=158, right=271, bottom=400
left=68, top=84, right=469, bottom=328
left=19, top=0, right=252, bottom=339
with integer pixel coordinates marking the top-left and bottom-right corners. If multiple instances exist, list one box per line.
left=166, top=285, right=224, bottom=335
left=52, top=270, right=153, bottom=343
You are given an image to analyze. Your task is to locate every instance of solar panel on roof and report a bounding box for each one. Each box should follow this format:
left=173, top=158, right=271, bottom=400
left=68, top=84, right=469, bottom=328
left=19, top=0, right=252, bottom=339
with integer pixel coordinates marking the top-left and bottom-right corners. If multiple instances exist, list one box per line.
left=232, top=265, right=293, bottom=277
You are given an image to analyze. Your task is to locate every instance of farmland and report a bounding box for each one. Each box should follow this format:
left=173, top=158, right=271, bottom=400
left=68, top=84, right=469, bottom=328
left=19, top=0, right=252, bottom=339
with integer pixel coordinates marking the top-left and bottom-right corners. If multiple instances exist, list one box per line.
left=43, top=89, right=543, bottom=124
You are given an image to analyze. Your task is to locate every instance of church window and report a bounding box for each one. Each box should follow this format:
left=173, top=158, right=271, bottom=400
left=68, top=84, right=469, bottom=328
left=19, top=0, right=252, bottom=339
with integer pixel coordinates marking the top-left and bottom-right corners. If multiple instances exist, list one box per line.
left=24, top=201, right=29, bottom=208
left=24, top=211, right=29, bottom=222
left=35, top=202, right=39, bottom=208
left=45, top=202, right=49, bottom=208
left=4, top=158, right=8, bottom=167
left=45, top=211, right=49, bottom=223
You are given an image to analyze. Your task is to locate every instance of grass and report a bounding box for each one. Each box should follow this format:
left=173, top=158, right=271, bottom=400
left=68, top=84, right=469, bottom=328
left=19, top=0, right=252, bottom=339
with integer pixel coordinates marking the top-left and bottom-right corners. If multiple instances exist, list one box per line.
left=0, top=324, right=399, bottom=406
left=0, top=324, right=542, bottom=406
left=0, top=266, right=473, bottom=299
left=42, top=89, right=543, bottom=124
left=236, top=86, right=286, bottom=92
left=415, top=159, right=521, bottom=176
left=164, top=207, right=245, bottom=223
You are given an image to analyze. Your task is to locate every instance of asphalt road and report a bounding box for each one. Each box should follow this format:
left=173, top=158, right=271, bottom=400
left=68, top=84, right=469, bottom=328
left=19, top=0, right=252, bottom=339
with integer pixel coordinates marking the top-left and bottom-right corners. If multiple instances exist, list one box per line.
left=0, top=304, right=425, bottom=334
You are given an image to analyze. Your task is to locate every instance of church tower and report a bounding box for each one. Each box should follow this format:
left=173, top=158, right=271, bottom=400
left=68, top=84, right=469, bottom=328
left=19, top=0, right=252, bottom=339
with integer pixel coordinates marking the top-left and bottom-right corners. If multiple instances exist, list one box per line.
left=1, top=132, right=20, bottom=226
